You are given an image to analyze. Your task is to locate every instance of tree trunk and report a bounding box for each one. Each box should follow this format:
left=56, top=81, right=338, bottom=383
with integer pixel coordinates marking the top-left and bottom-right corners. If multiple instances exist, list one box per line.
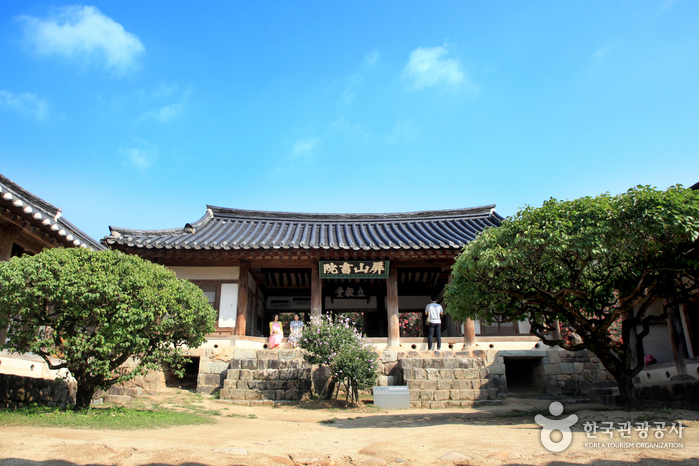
left=593, top=348, right=641, bottom=410
left=613, top=372, right=640, bottom=410
left=74, top=379, right=98, bottom=409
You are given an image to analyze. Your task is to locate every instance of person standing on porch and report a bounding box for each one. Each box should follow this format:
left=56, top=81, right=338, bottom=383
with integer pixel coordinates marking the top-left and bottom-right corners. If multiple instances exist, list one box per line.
left=269, top=314, right=283, bottom=349
left=425, top=296, right=444, bottom=351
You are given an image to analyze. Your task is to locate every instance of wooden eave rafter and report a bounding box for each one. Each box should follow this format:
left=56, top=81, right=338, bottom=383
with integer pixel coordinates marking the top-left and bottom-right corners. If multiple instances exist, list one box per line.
left=110, top=244, right=460, bottom=268
left=0, top=207, right=61, bottom=253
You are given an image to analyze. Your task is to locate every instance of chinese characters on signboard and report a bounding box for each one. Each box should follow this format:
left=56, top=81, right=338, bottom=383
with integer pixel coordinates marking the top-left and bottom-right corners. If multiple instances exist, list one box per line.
left=319, top=260, right=389, bottom=279
left=334, top=285, right=366, bottom=299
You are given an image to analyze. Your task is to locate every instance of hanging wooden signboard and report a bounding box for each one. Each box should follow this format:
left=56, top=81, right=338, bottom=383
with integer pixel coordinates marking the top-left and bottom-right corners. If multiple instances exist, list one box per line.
left=319, top=260, right=390, bottom=279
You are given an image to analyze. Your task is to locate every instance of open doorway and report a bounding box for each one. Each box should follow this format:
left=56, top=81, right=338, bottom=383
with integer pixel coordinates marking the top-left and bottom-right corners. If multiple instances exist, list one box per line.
left=503, top=357, right=545, bottom=394
left=165, top=356, right=200, bottom=389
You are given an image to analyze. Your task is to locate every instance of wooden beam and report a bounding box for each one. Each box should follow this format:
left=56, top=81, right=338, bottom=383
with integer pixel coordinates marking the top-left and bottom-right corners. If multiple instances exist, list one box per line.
left=235, top=260, right=250, bottom=335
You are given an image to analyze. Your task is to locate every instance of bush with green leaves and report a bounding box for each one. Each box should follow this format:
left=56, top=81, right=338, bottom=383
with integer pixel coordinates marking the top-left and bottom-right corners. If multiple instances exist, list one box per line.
left=0, top=248, right=216, bottom=408
left=299, top=314, right=378, bottom=403
left=444, top=185, right=699, bottom=409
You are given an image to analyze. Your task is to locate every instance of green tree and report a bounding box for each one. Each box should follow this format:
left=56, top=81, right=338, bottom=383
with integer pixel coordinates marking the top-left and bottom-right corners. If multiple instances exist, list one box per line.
left=444, top=185, right=699, bottom=409
left=299, top=314, right=378, bottom=404
left=0, top=248, right=216, bottom=408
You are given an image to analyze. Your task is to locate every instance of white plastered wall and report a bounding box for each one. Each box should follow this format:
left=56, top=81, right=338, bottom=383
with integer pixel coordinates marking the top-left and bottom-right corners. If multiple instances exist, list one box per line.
left=169, top=266, right=240, bottom=328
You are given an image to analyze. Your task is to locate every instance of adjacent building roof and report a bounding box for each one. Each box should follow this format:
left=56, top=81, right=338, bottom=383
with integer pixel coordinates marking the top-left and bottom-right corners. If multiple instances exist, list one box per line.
left=104, top=205, right=503, bottom=251
left=0, top=174, right=103, bottom=251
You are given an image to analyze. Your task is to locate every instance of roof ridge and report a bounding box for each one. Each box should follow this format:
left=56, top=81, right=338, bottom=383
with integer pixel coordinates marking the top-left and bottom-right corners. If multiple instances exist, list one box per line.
left=206, top=205, right=498, bottom=222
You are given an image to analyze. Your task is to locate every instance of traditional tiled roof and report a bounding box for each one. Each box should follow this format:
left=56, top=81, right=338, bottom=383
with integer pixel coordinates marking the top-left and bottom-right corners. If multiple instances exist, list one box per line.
left=104, top=205, right=502, bottom=251
left=0, top=174, right=104, bottom=251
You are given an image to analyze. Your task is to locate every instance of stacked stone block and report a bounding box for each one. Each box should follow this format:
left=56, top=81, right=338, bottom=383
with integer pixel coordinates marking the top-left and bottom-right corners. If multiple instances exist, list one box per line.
left=0, top=373, right=75, bottom=408
left=400, top=352, right=500, bottom=408
left=217, top=349, right=313, bottom=406
left=196, top=359, right=231, bottom=395
left=543, top=349, right=615, bottom=397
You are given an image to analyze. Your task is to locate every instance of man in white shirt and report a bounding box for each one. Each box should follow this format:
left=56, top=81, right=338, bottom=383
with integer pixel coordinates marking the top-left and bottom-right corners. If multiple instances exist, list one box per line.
left=425, top=296, right=444, bottom=351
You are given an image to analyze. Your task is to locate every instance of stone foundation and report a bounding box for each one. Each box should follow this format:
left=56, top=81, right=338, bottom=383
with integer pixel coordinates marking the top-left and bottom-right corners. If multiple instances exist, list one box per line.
left=0, top=366, right=164, bottom=408
left=0, top=373, right=75, bottom=409
left=215, top=349, right=314, bottom=406
left=400, top=351, right=500, bottom=408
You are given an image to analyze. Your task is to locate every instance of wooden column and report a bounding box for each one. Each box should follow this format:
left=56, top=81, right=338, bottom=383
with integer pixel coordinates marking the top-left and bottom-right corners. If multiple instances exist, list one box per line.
left=235, top=261, right=249, bottom=336
left=311, top=262, right=322, bottom=319
left=0, top=227, right=16, bottom=262
left=387, top=264, right=400, bottom=348
left=551, top=320, right=562, bottom=340
left=463, top=319, right=477, bottom=348
left=668, top=303, right=689, bottom=378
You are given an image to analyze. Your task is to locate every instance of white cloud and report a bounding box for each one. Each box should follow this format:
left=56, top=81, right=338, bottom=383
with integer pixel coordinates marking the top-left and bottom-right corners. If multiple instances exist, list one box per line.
left=293, top=138, right=319, bottom=158
left=120, top=139, right=157, bottom=169
left=402, top=46, right=469, bottom=91
left=17, top=5, right=144, bottom=75
left=138, top=86, right=190, bottom=123
left=140, top=103, right=183, bottom=123
left=341, top=75, right=364, bottom=105
left=153, top=83, right=179, bottom=98
left=364, top=50, right=379, bottom=66
left=0, top=90, right=48, bottom=119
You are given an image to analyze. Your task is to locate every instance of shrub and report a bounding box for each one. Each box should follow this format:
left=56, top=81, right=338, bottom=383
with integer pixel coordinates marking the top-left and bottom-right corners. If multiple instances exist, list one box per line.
left=299, top=314, right=377, bottom=404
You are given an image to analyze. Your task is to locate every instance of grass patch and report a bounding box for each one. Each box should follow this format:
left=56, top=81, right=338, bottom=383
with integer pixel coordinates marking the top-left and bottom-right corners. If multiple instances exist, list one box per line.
left=226, top=413, right=258, bottom=419
left=319, top=417, right=337, bottom=424
left=0, top=405, right=216, bottom=430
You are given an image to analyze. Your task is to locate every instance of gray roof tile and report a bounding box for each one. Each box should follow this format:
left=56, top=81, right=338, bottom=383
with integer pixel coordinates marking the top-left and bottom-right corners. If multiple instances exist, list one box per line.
left=104, top=205, right=502, bottom=251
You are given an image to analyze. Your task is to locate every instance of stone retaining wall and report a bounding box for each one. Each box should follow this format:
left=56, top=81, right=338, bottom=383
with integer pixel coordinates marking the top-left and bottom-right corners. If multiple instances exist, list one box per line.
left=401, top=354, right=500, bottom=408
left=216, top=350, right=314, bottom=405
left=204, top=349, right=500, bottom=408
left=0, top=373, right=75, bottom=408
left=636, top=380, right=699, bottom=410
left=0, top=367, right=164, bottom=408
left=541, top=349, right=615, bottom=397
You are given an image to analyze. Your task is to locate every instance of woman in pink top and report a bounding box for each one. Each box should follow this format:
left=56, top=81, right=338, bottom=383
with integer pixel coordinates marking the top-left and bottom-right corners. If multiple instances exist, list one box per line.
left=269, top=314, right=283, bottom=349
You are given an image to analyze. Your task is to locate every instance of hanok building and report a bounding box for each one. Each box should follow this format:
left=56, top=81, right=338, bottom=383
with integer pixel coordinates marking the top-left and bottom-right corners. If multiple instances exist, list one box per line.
left=103, top=205, right=528, bottom=349
left=0, top=174, right=103, bottom=260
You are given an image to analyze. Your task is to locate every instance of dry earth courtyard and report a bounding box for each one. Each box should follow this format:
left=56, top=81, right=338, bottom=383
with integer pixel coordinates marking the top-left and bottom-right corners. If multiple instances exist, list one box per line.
left=1, top=388, right=697, bottom=466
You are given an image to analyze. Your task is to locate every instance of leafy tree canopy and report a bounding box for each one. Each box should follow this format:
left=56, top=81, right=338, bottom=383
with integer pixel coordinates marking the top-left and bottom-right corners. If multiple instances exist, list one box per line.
left=0, top=248, right=216, bottom=408
left=444, top=185, right=699, bottom=408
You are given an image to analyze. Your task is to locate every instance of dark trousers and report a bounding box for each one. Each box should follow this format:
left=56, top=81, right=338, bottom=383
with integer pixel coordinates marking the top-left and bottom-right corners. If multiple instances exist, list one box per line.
left=427, top=323, right=442, bottom=351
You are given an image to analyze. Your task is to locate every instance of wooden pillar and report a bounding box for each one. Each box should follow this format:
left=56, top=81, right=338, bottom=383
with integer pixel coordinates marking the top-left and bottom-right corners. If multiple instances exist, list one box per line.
left=387, top=264, right=400, bottom=348
left=463, top=319, right=477, bottom=348
left=311, top=262, right=322, bottom=319
left=551, top=320, right=562, bottom=340
left=235, top=261, right=249, bottom=336
left=0, top=227, right=16, bottom=262
left=0, top=228, right=17, bottom=344
left=668, top=303, right=689, bottom=378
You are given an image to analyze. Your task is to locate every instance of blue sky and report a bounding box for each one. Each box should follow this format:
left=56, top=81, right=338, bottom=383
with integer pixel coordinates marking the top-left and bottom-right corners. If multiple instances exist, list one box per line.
left=1, top=1, right=698, bottom=242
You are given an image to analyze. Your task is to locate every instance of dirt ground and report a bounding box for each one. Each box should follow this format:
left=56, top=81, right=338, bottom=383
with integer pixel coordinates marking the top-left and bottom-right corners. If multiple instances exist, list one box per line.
left=1, top=388, right=698, bottom=466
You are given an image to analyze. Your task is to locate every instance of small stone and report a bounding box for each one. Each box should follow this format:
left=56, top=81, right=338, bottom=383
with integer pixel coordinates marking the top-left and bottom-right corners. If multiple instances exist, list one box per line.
left=212, top=448, right=248, bottom=456
left=293, top=457, right=321, bottom=465
left=269, top=456, right=295, bottom=465
left=438, top=451, right=472, bottom=462
left=486, top=451, right=521, bottom=460
left=318, top=458, right=336, bottom=466
left=103, top=444, right=122, bottom=453
left=359, top=458, right=387, bottom=466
